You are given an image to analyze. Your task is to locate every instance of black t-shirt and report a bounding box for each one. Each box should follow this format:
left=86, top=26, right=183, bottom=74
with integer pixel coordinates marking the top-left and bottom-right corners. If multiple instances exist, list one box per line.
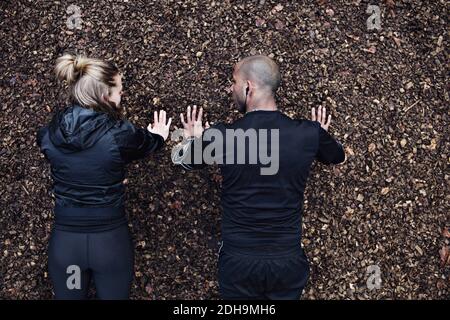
left=177, top=110, right=345, bottom=251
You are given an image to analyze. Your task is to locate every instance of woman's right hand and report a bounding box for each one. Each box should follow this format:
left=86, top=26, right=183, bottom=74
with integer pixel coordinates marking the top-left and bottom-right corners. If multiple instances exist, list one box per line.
left=148, top=110, right=172, bottom=141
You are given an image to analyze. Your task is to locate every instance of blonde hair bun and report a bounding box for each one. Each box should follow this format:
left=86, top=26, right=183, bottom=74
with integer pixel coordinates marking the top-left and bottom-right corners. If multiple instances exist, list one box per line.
left=55, top=53, right=90, bottom=84
left=54, top=53, right=121, bottom=119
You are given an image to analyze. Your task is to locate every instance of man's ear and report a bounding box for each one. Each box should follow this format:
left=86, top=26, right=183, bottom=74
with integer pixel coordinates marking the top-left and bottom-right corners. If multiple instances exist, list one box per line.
left=246, top=80, right=253, bottom=94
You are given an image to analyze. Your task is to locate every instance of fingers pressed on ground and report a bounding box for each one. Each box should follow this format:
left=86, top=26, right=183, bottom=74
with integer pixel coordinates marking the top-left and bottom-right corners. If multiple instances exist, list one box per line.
left=197, top=107, right=203, bottom=122
left=187, top=106, right=192, bottom=123
left=192, top=106, right=197, bottom=122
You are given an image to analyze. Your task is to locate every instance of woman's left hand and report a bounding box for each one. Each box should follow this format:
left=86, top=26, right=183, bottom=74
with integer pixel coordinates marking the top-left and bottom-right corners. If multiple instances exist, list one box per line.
left=148, top=110, right=172, bottom=141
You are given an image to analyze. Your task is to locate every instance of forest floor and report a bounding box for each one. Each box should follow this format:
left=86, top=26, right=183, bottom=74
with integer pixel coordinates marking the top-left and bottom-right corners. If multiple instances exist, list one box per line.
left=0, top=0, right=448, bottom=299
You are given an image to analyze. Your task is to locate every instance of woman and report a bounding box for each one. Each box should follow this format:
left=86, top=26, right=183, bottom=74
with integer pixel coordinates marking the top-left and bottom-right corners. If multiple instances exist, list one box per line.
left=37, top=53, right=171, bottom=299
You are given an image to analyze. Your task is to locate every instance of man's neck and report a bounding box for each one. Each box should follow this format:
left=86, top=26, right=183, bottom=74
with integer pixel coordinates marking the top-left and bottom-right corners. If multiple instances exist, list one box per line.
left=246, top=99, right=277, bottom=113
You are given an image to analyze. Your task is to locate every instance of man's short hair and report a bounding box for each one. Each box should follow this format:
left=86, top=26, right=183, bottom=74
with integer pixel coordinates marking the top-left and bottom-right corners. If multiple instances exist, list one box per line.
left=237, top=55, right=281, bottom=94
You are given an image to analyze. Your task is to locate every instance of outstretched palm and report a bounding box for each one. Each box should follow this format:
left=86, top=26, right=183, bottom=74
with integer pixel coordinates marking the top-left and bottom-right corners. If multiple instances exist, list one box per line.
left=311, top=106, right=331, bottom=131
left=180, top=106, right=209, bottom=139
left=148, top=110, right=172, bottom=141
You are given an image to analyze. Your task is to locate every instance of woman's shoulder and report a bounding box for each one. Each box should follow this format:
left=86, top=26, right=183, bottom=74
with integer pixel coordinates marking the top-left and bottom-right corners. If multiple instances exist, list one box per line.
left=111, top=118, right=137, bottom=132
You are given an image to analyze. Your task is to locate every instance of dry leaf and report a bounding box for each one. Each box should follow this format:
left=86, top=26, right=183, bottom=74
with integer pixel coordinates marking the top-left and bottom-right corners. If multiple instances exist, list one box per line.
left=275, top=20, right=285, bottom=30
left=400, top=139, right=407, bottom=147
left=346, top=146, right=355, bottom=156
left=439, top=246, right=449, bottom=267
left=273, top=4, right=283, bottom=12
left=364, top=46, right=377, bottom=54
left=256, top=18, right=265, bottom=27
left=386, top=0, right=395, bottom=9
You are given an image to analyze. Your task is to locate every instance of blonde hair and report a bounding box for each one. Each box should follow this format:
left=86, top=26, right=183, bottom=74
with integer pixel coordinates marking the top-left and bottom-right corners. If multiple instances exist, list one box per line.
left=55, top=53, right=121, bottom=119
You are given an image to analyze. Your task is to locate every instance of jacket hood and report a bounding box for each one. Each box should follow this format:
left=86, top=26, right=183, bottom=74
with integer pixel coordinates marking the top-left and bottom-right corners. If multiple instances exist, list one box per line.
left=49, top=105, right=115, bottom=153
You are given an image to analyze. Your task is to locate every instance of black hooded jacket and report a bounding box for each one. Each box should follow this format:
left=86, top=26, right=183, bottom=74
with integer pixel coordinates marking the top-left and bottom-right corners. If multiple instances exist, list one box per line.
left=37, top=104, right=164, bottom=231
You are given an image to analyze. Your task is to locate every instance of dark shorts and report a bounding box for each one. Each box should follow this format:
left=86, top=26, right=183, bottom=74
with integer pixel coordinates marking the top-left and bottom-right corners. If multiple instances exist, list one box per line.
left=218, top=244, right=310, bottom=300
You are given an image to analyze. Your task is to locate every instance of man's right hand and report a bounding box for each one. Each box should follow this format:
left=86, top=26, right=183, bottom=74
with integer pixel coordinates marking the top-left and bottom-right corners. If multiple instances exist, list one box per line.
left=311, top=106, right=331, bottom=131
left=180, top=106, right=210, bottom=139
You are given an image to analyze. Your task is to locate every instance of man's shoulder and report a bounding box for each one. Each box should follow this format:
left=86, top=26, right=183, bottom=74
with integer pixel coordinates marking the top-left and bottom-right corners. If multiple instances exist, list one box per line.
left=295, top=118, right=320, bottom=128
left=280, top=113, right=319, bottom=131
left=210, top=112, right=319, bottom=131
left=207, top=121, right=228, bottom=131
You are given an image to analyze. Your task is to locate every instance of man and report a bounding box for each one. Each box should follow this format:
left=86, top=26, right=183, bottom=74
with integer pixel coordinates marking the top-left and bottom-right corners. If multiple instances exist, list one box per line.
left=173, top=55, right=346, bottom=299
